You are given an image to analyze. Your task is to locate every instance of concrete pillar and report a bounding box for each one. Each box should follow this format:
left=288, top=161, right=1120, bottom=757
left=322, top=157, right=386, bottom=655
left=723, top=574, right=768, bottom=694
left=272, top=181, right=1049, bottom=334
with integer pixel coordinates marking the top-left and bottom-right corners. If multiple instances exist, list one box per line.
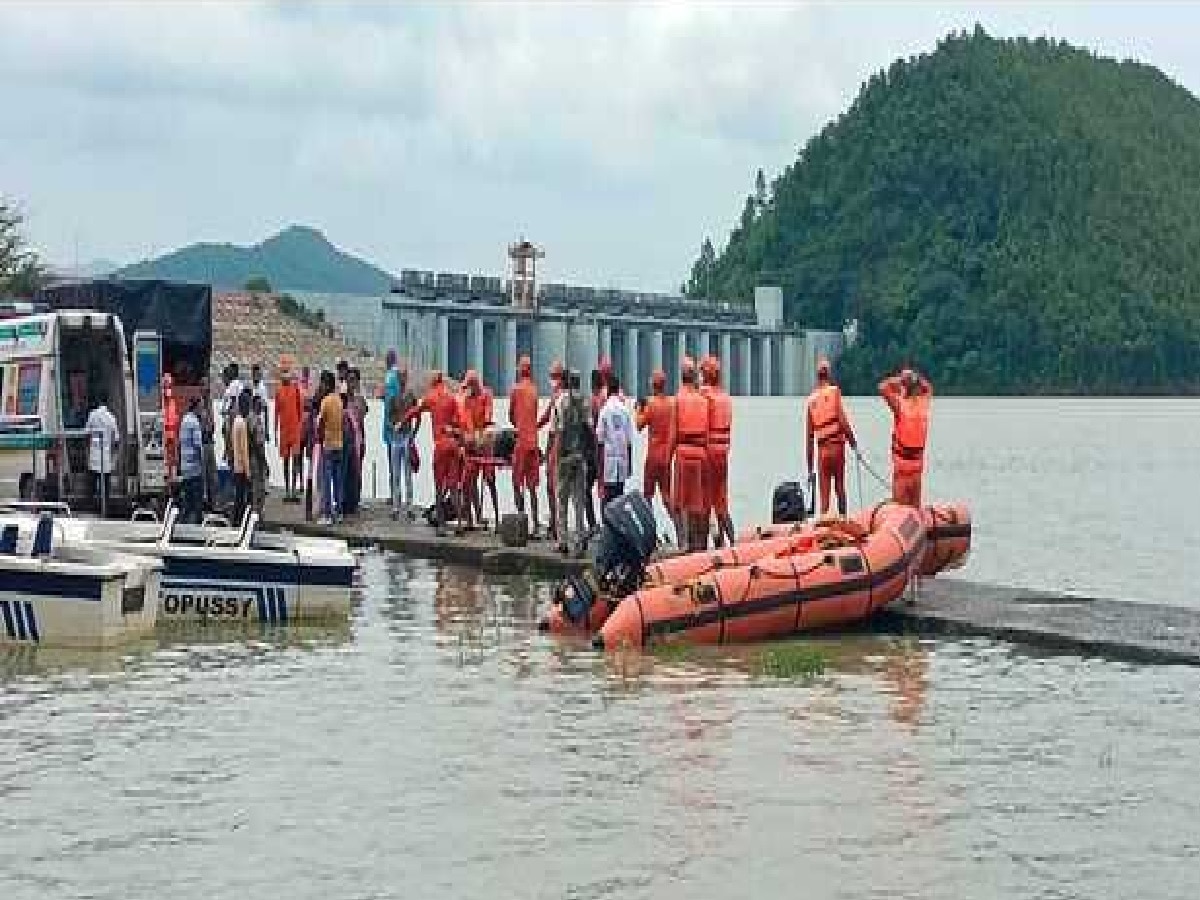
left=739, top=336, right=748, bottom=398
left=761, top=336, right=773, bottom=397
left=437, top=314, right=449, bottom=372
left=599, top=323, right=612, bottom=368
left=470, top=316, right=485, bottom=377
left=720, top=333, right=733, bottom=392
left=651, top=329, right=664, bottom=373
left=504, top=317, right=518, bottom=393
left=627, top=327, right=640, bottom=393
left=699, top=330, right=712, bottom=363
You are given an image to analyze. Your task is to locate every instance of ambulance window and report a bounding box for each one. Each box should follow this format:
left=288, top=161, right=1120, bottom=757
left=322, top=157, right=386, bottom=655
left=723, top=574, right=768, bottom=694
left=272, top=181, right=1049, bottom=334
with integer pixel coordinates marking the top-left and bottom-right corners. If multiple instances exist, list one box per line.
left=16, top=362, right=41, bottom=416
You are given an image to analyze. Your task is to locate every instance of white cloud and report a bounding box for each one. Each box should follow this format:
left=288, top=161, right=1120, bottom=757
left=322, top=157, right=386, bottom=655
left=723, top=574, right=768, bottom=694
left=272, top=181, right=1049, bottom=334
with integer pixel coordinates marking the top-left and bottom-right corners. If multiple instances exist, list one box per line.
left=2, top=2, right=1198, bottom=291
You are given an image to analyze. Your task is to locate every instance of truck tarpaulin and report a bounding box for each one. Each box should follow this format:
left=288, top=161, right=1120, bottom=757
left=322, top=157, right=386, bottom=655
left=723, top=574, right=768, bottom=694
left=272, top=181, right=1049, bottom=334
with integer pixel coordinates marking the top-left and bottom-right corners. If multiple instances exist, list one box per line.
left=37, top=279, right=212, bottom=381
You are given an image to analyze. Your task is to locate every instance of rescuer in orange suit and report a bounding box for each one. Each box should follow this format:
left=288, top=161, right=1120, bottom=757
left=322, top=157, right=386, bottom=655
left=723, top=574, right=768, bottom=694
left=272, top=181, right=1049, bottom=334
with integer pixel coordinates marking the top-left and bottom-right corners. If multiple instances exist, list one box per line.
left=636, top=368, right=677, bottom=543
left=538, top=359, right=565, bottom=541
left=460, top=369, right=498, bottom=530
left=879, top=367, right=932, bottom=507
left=699, top=355, right=735, bottom=547
left=806, top=357, right=858, bottom=516
left=404, top=370, right=465, bottom=534
left=673, top=356, right=710, bottom=552
left=508, top=355, right=541, bottom=536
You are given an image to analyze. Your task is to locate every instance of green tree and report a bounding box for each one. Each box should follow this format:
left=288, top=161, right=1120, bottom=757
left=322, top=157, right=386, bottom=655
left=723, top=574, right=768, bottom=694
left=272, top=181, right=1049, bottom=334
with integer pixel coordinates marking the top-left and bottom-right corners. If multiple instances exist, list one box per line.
left=1, top=198, right=43, bottom=298
left=687, top=29, right=1200, bottom=394
left=244, top=274, right=272, bottom=294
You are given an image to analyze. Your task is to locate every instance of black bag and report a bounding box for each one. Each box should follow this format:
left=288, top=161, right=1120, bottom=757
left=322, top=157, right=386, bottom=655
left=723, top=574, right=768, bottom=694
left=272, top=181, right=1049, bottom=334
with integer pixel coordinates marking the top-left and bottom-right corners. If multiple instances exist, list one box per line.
left=772, top=481, right=809, bottom=524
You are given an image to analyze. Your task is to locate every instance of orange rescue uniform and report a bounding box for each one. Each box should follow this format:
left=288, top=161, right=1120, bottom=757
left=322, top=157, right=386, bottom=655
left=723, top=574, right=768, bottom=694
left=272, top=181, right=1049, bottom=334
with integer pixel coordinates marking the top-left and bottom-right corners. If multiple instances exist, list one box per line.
left=880, top=375, right=932, bottom=507
left=806, top=383, right=856, bottom=514
left=702, top=384, right=732, bottom=516
left=407, top=384, right=463, bottom=491
left=509, top=376, right=541, bottom=490
left=637, top=394, right=674, bottom=503
left=460, top=388, right=495, bottom=486
left=673, top=386, right=709, bottom=515
left=275, top=381, right=304, bottom=459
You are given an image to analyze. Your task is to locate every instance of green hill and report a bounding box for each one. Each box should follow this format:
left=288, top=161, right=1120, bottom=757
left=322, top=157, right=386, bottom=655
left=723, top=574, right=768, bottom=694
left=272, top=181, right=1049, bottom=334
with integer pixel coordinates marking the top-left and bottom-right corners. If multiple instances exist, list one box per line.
left=115, top=225, right=396, bottom=294
left=689, top=28, right=1200, bottom=393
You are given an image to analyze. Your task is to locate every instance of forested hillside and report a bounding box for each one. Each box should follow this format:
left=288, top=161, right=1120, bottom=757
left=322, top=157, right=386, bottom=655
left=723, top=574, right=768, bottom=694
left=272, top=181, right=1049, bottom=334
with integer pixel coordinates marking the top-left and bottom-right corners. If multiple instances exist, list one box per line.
left=689, top=28, right=1200, bottom=393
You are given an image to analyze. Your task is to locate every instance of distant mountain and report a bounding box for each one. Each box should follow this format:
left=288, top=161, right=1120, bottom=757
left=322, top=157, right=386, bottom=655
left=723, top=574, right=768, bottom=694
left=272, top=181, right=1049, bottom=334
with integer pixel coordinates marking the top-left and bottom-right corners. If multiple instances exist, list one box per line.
left=114, top=226, right=396, bottom=294
left=50, top=259, right=119, bottom=279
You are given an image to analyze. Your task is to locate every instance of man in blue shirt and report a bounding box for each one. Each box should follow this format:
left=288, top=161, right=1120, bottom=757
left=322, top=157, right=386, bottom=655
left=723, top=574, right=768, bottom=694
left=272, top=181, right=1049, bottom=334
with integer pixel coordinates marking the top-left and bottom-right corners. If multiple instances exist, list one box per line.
left=178, top=396, right=205, bottom=523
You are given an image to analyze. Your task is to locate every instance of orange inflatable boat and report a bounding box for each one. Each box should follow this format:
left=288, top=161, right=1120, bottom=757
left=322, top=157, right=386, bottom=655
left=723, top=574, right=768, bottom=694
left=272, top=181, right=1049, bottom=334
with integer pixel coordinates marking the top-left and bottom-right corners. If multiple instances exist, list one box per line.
left=594, top=501, right=944, bottom=650
left=540, top=499, right=971, bottom=641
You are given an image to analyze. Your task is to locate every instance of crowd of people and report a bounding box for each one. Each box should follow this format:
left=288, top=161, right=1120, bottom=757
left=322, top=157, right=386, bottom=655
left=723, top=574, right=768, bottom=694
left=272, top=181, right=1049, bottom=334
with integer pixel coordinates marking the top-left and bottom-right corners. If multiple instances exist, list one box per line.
left=162, top=348, right=933, bottom=554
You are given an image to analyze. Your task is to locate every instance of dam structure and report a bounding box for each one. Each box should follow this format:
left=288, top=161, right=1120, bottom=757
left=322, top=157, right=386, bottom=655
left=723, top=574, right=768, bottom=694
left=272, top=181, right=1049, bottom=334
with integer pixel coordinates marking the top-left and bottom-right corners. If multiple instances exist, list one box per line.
left=294, top=271, right=845, bottom=397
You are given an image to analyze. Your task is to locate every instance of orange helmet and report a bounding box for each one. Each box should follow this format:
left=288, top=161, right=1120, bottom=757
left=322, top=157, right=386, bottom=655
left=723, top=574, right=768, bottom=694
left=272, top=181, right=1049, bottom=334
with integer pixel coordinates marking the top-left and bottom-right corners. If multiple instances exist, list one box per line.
left=517, top=355, right=532, bottom=377
left=651, top=368, right=666, bottom=390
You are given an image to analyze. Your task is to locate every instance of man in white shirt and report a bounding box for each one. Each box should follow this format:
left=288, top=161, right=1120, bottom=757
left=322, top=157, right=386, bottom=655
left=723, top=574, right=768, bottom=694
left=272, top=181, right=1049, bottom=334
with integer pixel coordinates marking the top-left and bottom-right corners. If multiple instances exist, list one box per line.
left=85, top=390, right=121, bottom=509
left=251, top=363, right=271, bottom=444
left=595, top=373, right=635, bottom=508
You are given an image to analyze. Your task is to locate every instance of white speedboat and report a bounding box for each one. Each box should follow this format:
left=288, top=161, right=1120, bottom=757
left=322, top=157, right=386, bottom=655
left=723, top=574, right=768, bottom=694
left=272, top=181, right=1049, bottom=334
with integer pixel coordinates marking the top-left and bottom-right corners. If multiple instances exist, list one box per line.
left=54, top=505, right=357, bottom=625
left=0, top=513, right=160, bottom=648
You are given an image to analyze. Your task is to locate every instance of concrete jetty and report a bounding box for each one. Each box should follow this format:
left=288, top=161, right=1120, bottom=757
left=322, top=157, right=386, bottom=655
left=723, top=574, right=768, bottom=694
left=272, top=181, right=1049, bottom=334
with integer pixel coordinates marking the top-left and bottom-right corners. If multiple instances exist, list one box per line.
left=265, top=499, right=1200, bottom=667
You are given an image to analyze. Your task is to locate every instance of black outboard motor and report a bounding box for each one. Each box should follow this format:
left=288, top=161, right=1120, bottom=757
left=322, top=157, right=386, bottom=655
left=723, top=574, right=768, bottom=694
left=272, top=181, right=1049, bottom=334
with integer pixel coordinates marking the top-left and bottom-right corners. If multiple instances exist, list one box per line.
left=489, top=427, right=517, bottom=464
left=772, top=481, right=810, bottom=525
left=592, top=491, right=658, bottom=598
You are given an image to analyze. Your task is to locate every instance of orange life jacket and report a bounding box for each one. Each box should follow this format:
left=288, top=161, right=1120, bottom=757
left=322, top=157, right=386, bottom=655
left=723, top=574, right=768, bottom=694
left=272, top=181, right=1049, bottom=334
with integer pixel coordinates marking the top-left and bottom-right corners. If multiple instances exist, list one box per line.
left=675, top=387, right=708, bottom=450
left=891, top=394, right=930, bottom=475
left=638, top=394, right=674, bottom=452
left=705, top=387, right=732, bottom=453
left=808, top=384, right=845, bottom=445
left=509, top=378, right=539, bottom=447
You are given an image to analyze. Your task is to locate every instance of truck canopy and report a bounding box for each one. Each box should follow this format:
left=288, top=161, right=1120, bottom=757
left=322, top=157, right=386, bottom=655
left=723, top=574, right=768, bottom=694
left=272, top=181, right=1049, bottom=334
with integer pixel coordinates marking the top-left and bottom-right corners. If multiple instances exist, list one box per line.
left=37, top=279, right=212, bottom=384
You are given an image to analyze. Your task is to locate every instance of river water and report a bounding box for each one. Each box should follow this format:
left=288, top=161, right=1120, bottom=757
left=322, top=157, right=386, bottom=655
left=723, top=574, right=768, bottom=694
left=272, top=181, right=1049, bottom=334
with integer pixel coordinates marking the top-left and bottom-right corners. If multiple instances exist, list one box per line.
left=5, top=399, right=1200, bottom=898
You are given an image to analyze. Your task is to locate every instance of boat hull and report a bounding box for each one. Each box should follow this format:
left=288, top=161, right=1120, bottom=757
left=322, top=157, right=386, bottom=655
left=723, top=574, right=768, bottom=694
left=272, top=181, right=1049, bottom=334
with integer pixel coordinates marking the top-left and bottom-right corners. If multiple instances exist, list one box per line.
left=0, top=565, right=159, bottom=648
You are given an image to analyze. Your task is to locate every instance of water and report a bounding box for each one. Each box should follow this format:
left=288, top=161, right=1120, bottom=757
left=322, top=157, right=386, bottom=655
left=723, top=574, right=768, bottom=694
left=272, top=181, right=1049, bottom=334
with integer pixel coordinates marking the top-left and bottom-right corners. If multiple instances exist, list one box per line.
left=3, top=555, right=1200, bottom=899
left=260, top=396, right=1200, bottom=605
left=6, top=399, right=1200, bottom=897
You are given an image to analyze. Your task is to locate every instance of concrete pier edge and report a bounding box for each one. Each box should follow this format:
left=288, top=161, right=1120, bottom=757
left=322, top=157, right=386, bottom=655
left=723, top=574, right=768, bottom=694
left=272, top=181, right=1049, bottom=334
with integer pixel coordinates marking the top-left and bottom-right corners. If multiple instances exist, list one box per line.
left=269, top=500, right=1200, bottom=667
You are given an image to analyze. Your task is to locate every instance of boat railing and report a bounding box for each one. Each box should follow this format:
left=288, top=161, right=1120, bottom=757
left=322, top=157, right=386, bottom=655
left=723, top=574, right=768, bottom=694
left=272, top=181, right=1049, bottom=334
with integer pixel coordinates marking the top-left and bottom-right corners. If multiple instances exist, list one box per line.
left=238, top=510, right=260, bottom=550
left=0, top=500, right=73, bottom=517
left=156, top=502, right=181, bottom=548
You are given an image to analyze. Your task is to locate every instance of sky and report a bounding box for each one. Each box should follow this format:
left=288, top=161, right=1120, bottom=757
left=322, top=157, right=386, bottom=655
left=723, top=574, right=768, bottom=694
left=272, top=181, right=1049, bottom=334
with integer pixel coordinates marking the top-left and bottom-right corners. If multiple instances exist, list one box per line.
left=2, top=2, right=1199, bottom=293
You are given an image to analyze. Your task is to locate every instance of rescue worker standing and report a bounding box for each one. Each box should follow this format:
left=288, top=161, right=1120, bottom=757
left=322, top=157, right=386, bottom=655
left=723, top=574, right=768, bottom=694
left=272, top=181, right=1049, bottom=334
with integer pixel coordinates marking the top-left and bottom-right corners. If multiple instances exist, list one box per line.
left=700, top=355, right=735, bottom=547
left=636, top=369, right=676, bottom=542
left=538, top=360, right=566, bottom=542
left=405, top=371, right=465, bottom=535
left=459, top=370, right=498, bottom=529
left=806, top=357, right=857, bottom=516
left=508, top=355, right=542, bottom=536
left=673, top=356, right=710, bottom=552
left=879, top=367, right=932, bottom=507
left=162, top=374, right=179, bottom=485
left=555, top=369, right=594, bottom=557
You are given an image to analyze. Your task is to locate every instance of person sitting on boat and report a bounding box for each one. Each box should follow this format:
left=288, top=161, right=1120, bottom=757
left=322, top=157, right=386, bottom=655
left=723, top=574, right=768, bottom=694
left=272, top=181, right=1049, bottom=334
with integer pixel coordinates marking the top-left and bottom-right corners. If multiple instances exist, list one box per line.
left=700, top=355, right=735, bottom=548
left=508, top=355, right=542, bottom=537
left=636, top=368, right=677, bottom=543
left=673, top=356, right=710, bottom=552
left=178, top=396, right=205, bottom=524
left=806, top=357, right=858, bottom=517
left=85, top=389, right=120, bottom=512
left=879, top=367, right=932, bottom=507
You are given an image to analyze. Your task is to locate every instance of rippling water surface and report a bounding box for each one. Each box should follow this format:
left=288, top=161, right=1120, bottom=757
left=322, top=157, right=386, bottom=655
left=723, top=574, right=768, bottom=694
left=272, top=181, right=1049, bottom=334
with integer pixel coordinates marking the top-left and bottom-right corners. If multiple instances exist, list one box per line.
left=4, top=550, right=1200, bottom=899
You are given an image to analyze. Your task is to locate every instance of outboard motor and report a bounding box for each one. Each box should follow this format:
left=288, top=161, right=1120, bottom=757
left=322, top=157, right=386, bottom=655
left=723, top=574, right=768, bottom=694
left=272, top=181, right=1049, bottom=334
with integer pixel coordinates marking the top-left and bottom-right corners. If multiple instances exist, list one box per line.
left=592, top=491, right=658, bottom=598
left=772, top=481, right=810, bottom=524
left=489, top=427, right=517, bottom=464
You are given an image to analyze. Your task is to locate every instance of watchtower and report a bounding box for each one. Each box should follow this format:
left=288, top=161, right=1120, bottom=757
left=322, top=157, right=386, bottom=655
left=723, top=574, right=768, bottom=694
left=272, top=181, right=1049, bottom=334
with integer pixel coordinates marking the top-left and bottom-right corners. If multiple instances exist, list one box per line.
left=507, top=239, right=544, bottom=309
